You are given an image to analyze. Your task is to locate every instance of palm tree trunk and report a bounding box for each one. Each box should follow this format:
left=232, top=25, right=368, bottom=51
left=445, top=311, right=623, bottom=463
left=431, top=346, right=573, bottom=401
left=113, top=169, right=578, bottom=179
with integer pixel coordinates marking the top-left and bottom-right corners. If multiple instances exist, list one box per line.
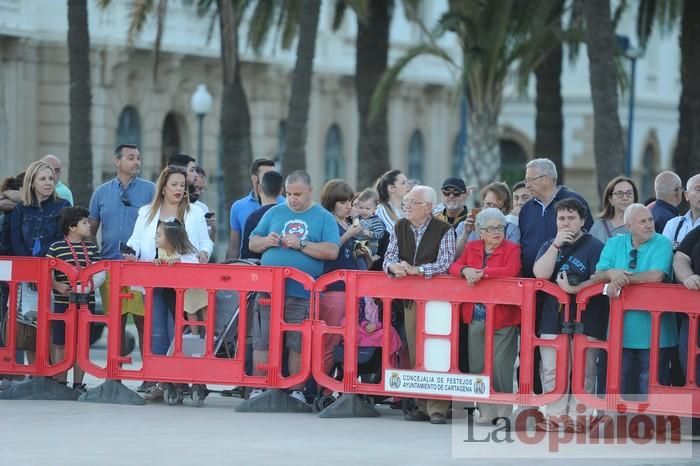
left=67, top=0, right=93, bottom=206
left=583, top=0, right=625, bottom=199
left=534, top=28, right=563, bottom=183
left=356, top=0, right=391, bottom=189
left=218, top=0, right=252, bottom=205
left=465, top=110, right=500, bottom=188
left=672, top=0, right=700, bottom=182
left=282, top=0, right=321, bottom=174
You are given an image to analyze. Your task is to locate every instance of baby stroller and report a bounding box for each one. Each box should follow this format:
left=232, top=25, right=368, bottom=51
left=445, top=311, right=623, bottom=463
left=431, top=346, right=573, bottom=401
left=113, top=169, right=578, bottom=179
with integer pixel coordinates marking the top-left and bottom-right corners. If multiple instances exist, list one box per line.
left=315, top=297, right=403, bottom=411
left=162, top=259, right=258, bottom=406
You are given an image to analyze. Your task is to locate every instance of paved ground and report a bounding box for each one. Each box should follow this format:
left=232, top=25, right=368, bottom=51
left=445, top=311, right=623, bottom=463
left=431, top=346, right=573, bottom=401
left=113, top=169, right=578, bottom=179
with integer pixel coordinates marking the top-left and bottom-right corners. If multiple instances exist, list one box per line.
left=1, top=331, right=699, bottom=465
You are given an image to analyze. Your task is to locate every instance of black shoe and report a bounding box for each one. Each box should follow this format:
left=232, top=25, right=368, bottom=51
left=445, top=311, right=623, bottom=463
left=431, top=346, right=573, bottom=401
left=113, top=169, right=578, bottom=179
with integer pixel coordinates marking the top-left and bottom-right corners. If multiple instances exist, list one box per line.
left=430, top=413, right=447, bottom=425
left=72, top=383, right=87, bottom=394
left=405, top=409, right=430, bottom=422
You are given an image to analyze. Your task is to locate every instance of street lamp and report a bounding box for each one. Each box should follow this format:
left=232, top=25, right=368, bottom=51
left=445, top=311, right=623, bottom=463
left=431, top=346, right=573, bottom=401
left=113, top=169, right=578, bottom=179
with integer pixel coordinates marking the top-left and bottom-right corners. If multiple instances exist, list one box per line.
left=190, top=84, right=213, bottom=167
left=616, top=35, right=644, bottom=177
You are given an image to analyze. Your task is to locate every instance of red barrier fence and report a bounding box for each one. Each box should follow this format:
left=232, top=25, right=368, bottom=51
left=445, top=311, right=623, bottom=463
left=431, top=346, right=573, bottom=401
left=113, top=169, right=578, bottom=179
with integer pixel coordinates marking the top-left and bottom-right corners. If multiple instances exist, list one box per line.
left=0, top=257, right=79, bottom=377
left=574, top=283, right=700, bottom=417
left=75, top=260, right=315, bottom=390
left=312, top=270, right=572, bottom=408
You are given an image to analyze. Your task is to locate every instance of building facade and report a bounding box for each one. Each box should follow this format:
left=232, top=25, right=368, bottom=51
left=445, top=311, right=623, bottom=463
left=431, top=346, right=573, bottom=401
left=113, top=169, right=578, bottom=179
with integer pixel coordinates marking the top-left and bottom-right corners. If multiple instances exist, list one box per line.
left=0, top=0, right=682, bottom=213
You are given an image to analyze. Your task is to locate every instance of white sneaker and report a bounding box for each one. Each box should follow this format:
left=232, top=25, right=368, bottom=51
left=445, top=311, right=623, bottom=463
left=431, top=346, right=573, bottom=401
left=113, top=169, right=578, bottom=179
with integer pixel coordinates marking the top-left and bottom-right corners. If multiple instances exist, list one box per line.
left=289, top=390, right=307, bottom=404
left=248, top=389, right=264, bottom=399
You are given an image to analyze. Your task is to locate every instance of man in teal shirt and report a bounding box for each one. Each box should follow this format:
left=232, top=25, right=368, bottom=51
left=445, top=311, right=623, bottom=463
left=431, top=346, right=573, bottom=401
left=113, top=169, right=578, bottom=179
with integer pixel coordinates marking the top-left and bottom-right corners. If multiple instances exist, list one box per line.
left=593, top=203, right=675, bottom=399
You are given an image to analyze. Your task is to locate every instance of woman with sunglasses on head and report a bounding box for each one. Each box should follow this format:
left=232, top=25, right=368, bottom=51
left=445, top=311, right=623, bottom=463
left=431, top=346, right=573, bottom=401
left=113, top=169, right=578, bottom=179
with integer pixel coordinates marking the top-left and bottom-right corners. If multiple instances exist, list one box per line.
left=125, top=166, right=212, bottom=400
left=589, top=176, right=639, bottom=244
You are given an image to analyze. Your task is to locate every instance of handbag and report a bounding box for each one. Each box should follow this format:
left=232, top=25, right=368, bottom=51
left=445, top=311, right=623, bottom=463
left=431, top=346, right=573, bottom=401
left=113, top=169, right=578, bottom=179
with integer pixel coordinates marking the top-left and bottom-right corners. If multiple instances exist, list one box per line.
left=1, top=284, right=37, bottom=350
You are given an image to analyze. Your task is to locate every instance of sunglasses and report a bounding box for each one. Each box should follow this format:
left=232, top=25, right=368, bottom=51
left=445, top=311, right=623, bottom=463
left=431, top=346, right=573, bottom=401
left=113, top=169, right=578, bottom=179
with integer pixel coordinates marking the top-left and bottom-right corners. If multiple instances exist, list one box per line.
left=120, top=192, right=131, bottom=207
left=441, top=190, right=465, bottom=197
left=628, top=249, right=638, bottom=270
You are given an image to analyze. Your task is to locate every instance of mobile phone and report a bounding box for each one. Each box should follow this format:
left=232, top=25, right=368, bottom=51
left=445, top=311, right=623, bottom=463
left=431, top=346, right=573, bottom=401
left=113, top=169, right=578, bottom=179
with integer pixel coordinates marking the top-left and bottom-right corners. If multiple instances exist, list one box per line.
left=119, top=241, right=136, bottom=256
left=204, top=212, right=215, bottom=219
left=469, top=207, right=481, bottom=217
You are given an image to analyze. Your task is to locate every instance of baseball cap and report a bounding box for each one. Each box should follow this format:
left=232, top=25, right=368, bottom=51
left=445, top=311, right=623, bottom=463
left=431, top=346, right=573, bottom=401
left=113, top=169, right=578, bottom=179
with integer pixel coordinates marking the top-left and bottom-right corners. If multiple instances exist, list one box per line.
left=441, top=177, right=467, bottom=193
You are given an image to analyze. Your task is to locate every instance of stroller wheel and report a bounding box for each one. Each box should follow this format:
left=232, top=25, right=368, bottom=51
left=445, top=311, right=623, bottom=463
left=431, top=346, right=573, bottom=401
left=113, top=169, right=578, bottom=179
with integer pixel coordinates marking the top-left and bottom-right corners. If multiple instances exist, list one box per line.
left=316, top=394, right=336, bottom=411
left=164, top=383, right=179, bottom=406
left=191, top=384, right=207, bottom=407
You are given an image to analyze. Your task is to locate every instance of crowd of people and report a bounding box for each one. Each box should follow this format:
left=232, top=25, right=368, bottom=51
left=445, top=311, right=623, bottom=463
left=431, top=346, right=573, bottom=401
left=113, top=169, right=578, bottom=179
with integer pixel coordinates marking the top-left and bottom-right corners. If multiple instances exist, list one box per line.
left=1, top=146, right=700, bottom=432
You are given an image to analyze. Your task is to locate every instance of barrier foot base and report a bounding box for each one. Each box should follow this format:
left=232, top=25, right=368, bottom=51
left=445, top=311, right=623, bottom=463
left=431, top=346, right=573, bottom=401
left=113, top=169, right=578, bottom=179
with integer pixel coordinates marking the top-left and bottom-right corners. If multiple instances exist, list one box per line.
left=78, top=380, right=145, bottom=405
left=509, top=406, right=540, bottom=431
left=318, top=394, right=380, bottom=418
left=235, top=389, right=311, bottom=413
left=0, top=376, right=80, bottom=401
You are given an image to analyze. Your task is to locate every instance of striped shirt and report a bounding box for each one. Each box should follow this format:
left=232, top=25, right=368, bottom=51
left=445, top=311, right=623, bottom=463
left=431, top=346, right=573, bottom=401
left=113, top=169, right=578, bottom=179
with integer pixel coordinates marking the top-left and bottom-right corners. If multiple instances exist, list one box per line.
left=46, top=239, right=101, bottom=304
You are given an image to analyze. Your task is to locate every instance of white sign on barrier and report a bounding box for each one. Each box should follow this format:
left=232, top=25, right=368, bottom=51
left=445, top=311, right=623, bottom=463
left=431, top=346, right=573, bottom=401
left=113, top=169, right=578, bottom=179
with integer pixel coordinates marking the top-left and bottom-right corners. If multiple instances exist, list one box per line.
left=384, top=369, right=490, bottom=398
left=0, top=260, right=12, bottom=281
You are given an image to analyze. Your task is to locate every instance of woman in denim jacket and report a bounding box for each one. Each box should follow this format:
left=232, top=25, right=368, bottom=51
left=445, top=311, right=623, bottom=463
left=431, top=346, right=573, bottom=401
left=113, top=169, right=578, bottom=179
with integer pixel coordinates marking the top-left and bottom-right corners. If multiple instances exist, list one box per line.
left=9, top=160, right=69, bottom=364
left=10, top=161, right=69, bottom=258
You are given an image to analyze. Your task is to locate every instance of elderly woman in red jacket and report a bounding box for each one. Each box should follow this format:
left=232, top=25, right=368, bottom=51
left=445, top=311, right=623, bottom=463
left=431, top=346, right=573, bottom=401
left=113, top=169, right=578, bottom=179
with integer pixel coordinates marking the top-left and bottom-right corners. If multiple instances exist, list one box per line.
left=448, top=207, right=521, bottom=426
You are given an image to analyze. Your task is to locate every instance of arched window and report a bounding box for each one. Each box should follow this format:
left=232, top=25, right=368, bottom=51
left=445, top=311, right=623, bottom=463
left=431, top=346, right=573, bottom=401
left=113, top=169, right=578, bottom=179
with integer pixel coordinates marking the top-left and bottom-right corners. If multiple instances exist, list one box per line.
left=408, top=130, right=424, bottom=181
left=276, top=120, right=287, bottom=172
left=641, top=144, right=658, bottom=200
left=500, top=139, right=527, bottom=187
left=324, top=124, right=344, bottom=181
left=162, top=112, right=186, bottom=169
left=116, top=106, right=141, bottom=148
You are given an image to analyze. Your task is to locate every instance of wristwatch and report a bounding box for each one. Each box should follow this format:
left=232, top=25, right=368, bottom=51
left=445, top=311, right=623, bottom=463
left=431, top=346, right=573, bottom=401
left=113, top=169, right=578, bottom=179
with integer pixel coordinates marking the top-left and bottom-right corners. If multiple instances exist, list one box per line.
left=298, top=240, right=307, bottom=251
left=418, top=266, right=425, bottom=275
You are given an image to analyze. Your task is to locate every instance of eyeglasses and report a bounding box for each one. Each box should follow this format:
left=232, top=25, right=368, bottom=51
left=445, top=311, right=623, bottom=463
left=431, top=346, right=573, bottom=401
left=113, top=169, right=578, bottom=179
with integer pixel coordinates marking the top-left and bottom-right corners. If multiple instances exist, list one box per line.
left=628, top=249, right=638, bottom=270
left=524, top=174, right=547, bottom=184
left=441, top=190, right=465, bottom=198
left=611, top=190, right=634, bottom=199
left=120, top=192, right=131, bottom=207
left=673, top=186, right=685, bottom=193
left=480, top=225, right=505, bottom=234
left=403, top=199, right=430, bottom=207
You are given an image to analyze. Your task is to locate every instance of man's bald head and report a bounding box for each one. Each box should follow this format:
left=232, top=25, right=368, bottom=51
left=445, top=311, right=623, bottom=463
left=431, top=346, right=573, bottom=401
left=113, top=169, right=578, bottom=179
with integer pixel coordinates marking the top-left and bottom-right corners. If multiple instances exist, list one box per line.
left=40, top=154, right=62, bottom=181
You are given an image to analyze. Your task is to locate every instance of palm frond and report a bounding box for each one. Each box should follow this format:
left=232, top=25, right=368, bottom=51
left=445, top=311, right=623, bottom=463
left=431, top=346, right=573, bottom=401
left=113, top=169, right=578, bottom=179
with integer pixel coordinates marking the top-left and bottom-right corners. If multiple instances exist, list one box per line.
left=247, top=0, right=277, bottom=53
left=332, top=0, right=348, bottom=29
left=126, top=0, right=156, bottom=47
left=280, top=0, right=303, bottom=50
left=96, top=0, right=112, bottom=8
left=152, top=0, right=167, bottom=82
left=369, top=44, right=456, bottom=121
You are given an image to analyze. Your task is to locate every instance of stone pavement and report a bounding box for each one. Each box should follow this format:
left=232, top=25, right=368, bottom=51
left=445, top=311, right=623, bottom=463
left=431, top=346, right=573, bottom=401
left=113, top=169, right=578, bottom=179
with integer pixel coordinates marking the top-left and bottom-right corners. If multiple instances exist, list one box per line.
left=1, top=395, right=698, bottom=466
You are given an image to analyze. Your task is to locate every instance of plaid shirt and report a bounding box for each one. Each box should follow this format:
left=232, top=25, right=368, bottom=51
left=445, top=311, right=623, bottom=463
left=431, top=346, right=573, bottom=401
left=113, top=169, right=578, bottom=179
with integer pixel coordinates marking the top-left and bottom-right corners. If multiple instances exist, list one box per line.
left=383, top=218, right=455, bottom=278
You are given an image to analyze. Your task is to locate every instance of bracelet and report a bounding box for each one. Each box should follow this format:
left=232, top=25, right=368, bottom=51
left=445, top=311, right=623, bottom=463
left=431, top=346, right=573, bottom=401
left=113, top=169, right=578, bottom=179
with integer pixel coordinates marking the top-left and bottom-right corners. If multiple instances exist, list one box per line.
left=552, top=243, right=560, bottom=250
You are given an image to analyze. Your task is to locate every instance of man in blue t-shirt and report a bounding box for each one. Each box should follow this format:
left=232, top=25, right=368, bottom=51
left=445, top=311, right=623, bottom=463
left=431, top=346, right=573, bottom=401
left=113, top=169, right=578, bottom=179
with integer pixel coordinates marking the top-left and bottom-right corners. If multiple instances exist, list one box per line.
left=248, top=170, right=339, bottom=402
left=226, top=158, right=285, bottom=259
left=592, top=203, right=675, bottom=399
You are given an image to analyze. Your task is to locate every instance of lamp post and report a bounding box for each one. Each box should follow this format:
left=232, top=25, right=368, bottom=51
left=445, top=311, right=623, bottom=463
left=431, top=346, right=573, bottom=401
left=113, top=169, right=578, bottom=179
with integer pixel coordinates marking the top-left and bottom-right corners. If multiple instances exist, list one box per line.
left=616, top=35, right=643, bottom=177
left=190, top=84, right=213, bottom=167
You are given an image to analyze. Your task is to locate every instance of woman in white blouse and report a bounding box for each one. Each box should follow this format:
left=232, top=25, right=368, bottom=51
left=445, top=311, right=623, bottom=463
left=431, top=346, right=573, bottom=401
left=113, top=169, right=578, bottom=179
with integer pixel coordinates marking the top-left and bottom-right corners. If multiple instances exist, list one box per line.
left=126, top=166, right=212, bottom=400
left=374, top=169, right=410, bottom=231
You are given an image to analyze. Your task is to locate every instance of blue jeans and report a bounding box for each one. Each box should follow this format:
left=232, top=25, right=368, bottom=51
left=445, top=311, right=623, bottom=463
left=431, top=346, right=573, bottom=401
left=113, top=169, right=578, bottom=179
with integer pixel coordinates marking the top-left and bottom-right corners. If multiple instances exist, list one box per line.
left=151, top=289, right=175, bottom=355
left=621, top=347, right=674, bottom=400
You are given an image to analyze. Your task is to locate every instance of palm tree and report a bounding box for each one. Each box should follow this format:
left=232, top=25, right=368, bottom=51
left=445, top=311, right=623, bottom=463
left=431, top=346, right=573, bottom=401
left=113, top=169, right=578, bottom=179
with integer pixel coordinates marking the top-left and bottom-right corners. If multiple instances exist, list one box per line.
left=372, top=0, right=563, bottom=187
left=583, top=0, right=625, bottom=198
left=67, top=0, right=93, bottom=207
left=280, top=0, right=321, bottom=173
left=534, top=1, right=564, bottom=183
left=354, top=0, right=392, bottom=189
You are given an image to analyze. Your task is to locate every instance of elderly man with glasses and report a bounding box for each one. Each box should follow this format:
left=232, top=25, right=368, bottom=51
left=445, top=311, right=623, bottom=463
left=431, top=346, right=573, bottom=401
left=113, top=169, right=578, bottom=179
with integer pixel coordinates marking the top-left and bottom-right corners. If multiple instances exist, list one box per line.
left=383, top=185, right=455, bottom=424
left=518, top=158, right=593, bottom=278
left=591, top=203, right=675, bottom=399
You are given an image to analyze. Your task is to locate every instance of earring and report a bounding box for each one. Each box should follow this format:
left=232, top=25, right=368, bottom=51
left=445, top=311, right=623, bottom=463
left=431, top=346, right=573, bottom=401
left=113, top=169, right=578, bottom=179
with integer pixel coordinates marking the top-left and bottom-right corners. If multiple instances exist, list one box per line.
left=161, top=190, right=165, bottom=196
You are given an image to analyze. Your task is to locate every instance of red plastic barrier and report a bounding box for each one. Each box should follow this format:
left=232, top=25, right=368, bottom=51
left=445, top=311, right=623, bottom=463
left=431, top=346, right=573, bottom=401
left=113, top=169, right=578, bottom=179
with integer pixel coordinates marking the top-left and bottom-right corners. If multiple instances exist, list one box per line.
left=312, top=270, right=571, bottom=407
left=0, top=257, right=79, bottom=377
left=574, top=282, right=700, bottom=416
left=76, top=260, right=315, bottom=389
